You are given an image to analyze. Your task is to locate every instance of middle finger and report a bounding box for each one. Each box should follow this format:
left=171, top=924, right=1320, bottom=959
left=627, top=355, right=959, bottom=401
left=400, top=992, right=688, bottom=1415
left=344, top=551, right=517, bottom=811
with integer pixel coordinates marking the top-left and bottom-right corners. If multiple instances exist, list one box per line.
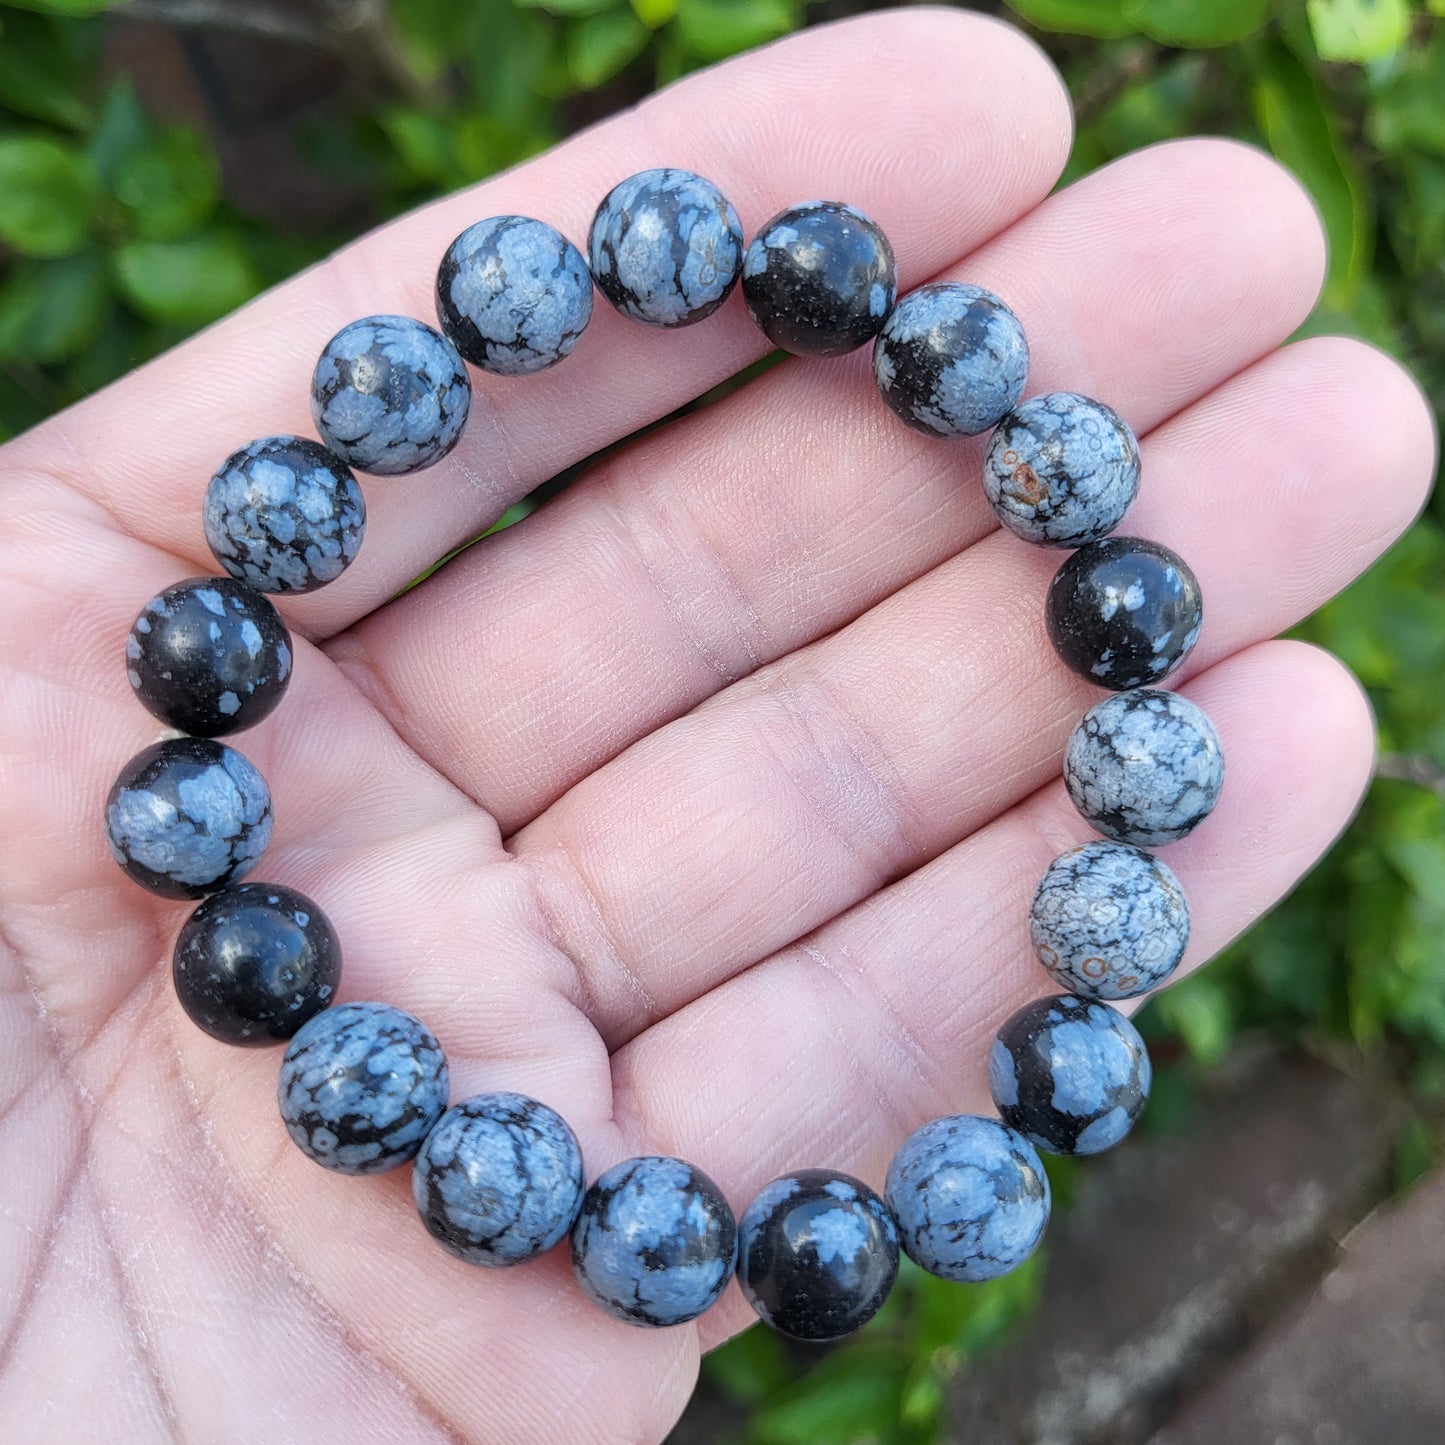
left=330, top=138, right=1325, bottom=831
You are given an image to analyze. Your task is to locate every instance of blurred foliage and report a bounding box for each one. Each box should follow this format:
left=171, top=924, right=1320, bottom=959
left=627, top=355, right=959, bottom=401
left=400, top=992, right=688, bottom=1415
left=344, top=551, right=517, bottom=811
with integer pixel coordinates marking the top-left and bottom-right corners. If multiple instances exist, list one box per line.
left=0, top=0, right=1442, bottom=1441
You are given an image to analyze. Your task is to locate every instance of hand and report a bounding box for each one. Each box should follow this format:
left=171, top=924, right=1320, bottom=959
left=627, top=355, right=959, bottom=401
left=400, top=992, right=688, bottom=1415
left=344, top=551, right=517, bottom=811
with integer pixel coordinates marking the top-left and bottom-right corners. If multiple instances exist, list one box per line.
left=0, top=9, right=1433, bottom=1442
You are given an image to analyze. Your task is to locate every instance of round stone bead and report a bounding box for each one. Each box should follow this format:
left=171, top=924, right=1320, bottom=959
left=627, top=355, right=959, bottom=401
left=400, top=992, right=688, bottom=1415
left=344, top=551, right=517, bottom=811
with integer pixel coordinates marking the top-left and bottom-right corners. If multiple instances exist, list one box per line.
left=205, top=436, right=365, bottom=595
left=413, top=1093, right=585, bottom=1267
left=1064, top=688, right=1224, bottom=847
left=983, top=392, right=1141, bottom=548
left=278, top=1001, right=449, bottom=1175
left=104, top=738, right=273, bottom=900
left=736, top=1170, right=899, bottom=1342
left=588, top=167, right=744, bottom=328
left=1047, top=537, right=1203, bottom=691
left=872, top=283, right=1029, bottom=438
left=885, top=1116, right=1049, bottom=1283
left=1030, top=841, right=1190, bottom=1001
left=172, top=882, right=341, bottom=1046
left=311, top=315, right=471, bottom=476
left=570, top=1156, right=736, bottom=1327
left=741, top=201, right=897, bottom=358
left=988, top=994, right=1151, bottom=1156
left=435, top=215, right=593, bottom=375
left=126, top=577, right=292, bottom=737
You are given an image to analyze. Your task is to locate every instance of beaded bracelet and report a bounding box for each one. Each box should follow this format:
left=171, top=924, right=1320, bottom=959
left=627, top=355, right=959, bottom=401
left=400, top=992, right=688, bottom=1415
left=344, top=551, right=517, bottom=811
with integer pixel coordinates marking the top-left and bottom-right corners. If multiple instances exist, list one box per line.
left=105, top=166, right=1220, bottom=1344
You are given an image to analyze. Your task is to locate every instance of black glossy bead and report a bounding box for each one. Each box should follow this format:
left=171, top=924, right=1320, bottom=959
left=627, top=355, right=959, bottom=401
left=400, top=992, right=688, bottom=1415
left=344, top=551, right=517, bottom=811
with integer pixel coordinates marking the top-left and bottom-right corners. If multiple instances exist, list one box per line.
left=126, top=577, right=293, bottom=737
left=988, top=994, right=1151, bottom=1156
left=173, top=882, right=341, bottom=1046
left=741, top=201, right=897, bottom=358
left=736, top=1169, right=899, bottom=1341
left=104, top=737, right=273, bottom=899
left=1046, top=537, right=1203, bottom=691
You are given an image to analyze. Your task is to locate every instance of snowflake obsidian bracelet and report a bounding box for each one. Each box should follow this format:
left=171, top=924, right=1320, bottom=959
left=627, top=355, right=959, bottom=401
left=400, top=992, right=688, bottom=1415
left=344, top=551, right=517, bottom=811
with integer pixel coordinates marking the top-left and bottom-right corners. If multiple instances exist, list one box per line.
left=103, top=165, right=1219, bottom=1341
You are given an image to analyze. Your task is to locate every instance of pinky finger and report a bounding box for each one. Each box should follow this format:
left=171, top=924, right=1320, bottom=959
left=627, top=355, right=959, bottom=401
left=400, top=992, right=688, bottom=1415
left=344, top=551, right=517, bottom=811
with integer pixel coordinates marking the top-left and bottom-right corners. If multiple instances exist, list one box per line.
left=604, top=639, right=1376, bottom=1347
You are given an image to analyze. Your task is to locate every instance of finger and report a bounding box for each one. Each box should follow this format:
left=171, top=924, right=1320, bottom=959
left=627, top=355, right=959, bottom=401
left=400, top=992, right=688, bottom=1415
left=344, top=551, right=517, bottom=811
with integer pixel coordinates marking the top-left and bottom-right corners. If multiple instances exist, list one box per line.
left=508, top=335, right=1434, bottom=1045
left=330, top=136, right=1327, bottom=832
left=7, top=8, right=1071, bottom=641
left=605, top=639, right=1376, bottom=1347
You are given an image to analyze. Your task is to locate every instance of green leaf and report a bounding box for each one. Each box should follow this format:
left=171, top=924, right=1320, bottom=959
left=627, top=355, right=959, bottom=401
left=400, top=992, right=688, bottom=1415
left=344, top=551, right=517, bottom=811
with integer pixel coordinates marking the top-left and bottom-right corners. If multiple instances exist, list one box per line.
left=748, top=1346, right=908, bottom=1445
left=1153, top=974, right=1235, bottom=1065
left=112, top=231, right=260, bottom=326
left=1250, top=38, right=1370, bottom=309
left=0, top=135, right=98, bottom=257
left=87, top=79, right=150, bottom=188
left=672, top=0, right=799, bottom=61
left=566, top=10, right=650, bottom=89
left=702, top=1320, right=791, bottom=1404
left=1369, top=32, right=1445, bottom=155
left=1306, top=0, right=1412, bottom=63
left=1124, top=0, right=1270, bottom=47
left=113, top=127, right=221, bottom=241
left=0, top=249, right=109, bottom=363
left=0, top=10, right=94, bottom=129
left=516, top=0, right=619, bottom=15
left=1, top=0, right=114, bottom=13
left=1003, top=0, right=1134, bottom=38
left=630, top=0, right=679, bottom=24
left=377, top=107, right=455, bottom=185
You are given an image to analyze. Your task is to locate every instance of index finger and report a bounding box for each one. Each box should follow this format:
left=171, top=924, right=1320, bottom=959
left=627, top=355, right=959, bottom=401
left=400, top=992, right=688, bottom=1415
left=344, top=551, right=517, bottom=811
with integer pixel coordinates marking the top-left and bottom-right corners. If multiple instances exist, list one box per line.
left=5, top=8, right=1072, bottom=639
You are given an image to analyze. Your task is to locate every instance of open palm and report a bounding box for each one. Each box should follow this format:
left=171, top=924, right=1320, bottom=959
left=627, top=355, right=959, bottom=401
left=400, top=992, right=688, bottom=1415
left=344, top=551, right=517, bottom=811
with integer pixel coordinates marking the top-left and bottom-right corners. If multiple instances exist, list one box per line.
left=0, top=10, right=1434, bottom=1443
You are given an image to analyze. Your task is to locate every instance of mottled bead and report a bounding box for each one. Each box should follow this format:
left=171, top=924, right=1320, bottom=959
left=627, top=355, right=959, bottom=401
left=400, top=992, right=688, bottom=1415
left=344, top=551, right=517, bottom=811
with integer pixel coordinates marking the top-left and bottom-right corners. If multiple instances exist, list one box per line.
left=741, top=201, right=897, bottom=358
left=737, top=1170, right=899, bottom=1342
left=172, top=882, right=340, bottom=1046
left=988, top=994, right=1151, bottom=1156
left=205, top=435, right=365, bottom=595
left=127, top=577, right=292, bottom=737
left=589, top=167, right=743, bottom=328
left=104, top=738, right=273, bottom=900
left=570, top=1156, right=736, bottom=1327
left=1047, top=537, right=1203, bottom=690
left=435, top=215, right=593, bottom=375
left=872, top=283, right=1028, bottom=438
left=413, top=1093, right=585, bottom=1267
left=983, top=392, right=1141, bottom=548
left=885, top=1115, right=1049, bottom=1283
left=311, top=315, right=471, bottom=476
left=1064, top=688, right=1224, bottom=847
left=1030, top=841, right=1190, bottom=1001
left=278, top=1002, right=449, bottom=1175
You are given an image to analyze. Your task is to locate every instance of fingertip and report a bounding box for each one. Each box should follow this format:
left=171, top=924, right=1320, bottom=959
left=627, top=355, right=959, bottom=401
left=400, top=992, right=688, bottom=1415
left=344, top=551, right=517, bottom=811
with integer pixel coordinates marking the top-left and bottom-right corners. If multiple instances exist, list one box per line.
left=1174, top=638, right=1376, bottom=925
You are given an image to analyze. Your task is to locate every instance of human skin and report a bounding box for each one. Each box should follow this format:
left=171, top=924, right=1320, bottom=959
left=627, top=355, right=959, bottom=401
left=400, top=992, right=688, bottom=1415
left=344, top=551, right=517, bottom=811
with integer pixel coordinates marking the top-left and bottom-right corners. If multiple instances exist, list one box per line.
left=0, top=8, right=1435, bottom=1443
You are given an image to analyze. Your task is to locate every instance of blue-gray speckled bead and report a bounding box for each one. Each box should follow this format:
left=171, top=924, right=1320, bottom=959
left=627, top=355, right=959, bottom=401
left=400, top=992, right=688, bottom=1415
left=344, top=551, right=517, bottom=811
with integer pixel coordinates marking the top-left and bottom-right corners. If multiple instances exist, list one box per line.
left=205, top=436, right=365, bottom=594
left=589, top=168, right=743, bottom=328
left=435, top=216, right=593, bottom=375
left=988, top=994, right=1151, bottom=1156
left=1064, top=688, right=1224, bottom=847
left=311, top=315, right=471, bottom=476
left=105, top=737, right=273, bottom=900
left=1030, top=841, right=1190, bottom=1000
left=884, top=1115, right=1050, bottom=1283
left=278, top=1002, right=449, bottom=1175
left=570, top=1155, right=736, bottom=1327
left=872, top=283, right=1029, bottom=438
left=983, top=392, right=1141, bottom=547
left=412, top=1092, right=585, bottom=1267
left=737, top=1170, right=899, bottom=1341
